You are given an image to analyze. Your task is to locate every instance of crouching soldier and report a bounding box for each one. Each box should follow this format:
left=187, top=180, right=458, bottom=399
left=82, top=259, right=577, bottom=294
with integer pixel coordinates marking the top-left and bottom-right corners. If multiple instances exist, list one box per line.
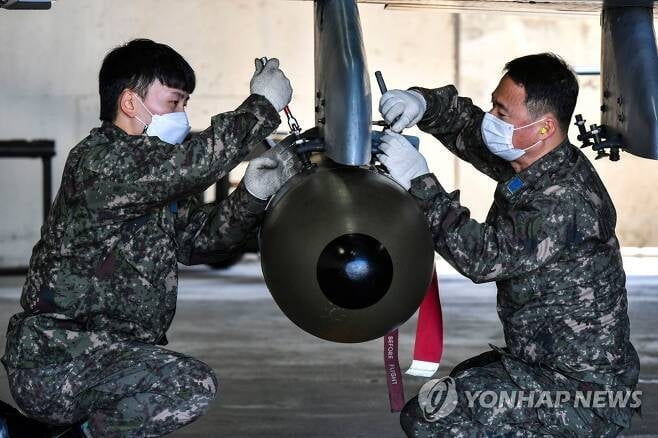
left=377, top=53, right=639, bottom=437
left=2, top=39, right=298, bottom=437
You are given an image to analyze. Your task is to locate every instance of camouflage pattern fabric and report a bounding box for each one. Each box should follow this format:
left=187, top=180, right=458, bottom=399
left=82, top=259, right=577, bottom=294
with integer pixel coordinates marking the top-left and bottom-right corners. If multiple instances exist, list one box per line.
left=3, top=93, right=279, bottom=370
left=8, top=342, right=217, bottom=438
left=402, top=350, right=632, bottom=437
left=401, top=86, right=639, bottom=435
left=1, top=94, right=280, bottom=434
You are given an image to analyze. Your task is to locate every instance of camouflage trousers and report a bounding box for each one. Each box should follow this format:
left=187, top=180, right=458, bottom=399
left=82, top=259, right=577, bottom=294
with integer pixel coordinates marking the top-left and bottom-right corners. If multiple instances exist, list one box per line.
left=401, top=350, right=636, bottom=438
left=7, top=341, right=218, bottom=437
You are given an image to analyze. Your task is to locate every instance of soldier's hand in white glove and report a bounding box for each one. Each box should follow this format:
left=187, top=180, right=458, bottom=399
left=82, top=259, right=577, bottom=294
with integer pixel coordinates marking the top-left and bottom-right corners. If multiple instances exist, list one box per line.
left=376, top=131, right=430, bottom=190
left=244, top=143, right=303, bottom=200
left=250, top=58, right=293, bottom=112
left=379, top=90, right=427, bottom=133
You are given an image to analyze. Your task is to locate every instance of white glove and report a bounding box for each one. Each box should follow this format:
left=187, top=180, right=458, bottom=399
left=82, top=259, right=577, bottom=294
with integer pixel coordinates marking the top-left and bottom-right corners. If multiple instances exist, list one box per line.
left=249, top=58, right=293, bottom=112
left=244, top=144, right=302, bottom=200
left=377, top=131, right=430, bottom=190
left=379, top=90, right=427, bottom=133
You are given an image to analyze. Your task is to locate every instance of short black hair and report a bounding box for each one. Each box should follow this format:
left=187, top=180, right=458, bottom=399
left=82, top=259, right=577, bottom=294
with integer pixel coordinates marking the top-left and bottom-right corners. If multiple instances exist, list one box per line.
left=504, top=53, right=578, bottom=133
left=98, top=39, right=196, bottom=122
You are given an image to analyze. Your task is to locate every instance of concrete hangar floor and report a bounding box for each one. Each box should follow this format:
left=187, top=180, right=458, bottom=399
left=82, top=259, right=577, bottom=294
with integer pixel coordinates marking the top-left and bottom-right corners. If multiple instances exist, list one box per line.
left=0, top=254, right=655, bottom=437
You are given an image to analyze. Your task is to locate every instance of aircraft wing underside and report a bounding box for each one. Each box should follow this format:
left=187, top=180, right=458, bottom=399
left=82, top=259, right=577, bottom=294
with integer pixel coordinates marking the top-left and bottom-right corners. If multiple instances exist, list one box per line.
left=296, top=0, right=656, bottom=16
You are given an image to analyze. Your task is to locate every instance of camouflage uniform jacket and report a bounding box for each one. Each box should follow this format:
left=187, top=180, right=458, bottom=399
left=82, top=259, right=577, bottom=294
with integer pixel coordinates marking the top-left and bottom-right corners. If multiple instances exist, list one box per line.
left=2, top=94, right=280, bottom=369
left=408, top=85, right=639, bottom=389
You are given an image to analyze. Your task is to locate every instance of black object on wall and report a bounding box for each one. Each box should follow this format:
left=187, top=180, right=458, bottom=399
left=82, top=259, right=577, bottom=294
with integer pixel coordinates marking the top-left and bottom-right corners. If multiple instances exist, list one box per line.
left=0, top=140, right=55, bottom=276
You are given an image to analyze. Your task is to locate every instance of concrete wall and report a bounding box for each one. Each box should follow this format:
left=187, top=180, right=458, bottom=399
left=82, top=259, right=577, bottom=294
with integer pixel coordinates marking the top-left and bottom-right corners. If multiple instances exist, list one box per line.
left=452, top=13, right=658, bottom=248
left=0, top=0, right=655, bottom=267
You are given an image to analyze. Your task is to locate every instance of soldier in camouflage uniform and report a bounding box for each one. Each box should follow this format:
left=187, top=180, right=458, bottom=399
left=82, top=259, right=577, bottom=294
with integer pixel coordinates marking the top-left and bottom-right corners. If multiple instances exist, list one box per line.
left=377, top=53, right=639, bottom=436
left=2, top=39, right=299, bottom=437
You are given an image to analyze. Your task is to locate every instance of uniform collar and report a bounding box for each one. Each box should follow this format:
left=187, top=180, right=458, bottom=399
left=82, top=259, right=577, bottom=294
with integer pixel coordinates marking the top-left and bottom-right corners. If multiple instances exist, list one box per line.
left=499, top=140, right=572, bottom=201
left=93, top=121, right=135, bottom=142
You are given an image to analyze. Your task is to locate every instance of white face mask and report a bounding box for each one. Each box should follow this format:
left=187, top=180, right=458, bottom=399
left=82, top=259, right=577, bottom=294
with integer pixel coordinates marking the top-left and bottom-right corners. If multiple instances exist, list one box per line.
left=481, top=113, right=546, bottom=161
left=134, top=96, right=191, bottom=145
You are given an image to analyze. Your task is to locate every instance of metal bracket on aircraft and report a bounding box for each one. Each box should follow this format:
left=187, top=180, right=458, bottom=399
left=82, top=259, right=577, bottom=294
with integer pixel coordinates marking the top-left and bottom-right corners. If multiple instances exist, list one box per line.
left=0, top=0, right=52, bottom=9
left=603, top=0, right=654, bottom=7
left=574, top=114, right=625, bottom=161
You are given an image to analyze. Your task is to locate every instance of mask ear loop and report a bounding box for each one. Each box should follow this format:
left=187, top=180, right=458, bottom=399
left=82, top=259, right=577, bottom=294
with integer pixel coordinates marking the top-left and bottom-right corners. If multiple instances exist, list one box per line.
left=132, top=93, right=153, bottom=133
left=513, top=119, right=549, bottom=152
left=520, top=125, right=551, bottom=152
left=513, top=117, right=547, bottom=132
left=134, top=115, right=149, bottom=134
left=521, top=139, right=543, bottom=152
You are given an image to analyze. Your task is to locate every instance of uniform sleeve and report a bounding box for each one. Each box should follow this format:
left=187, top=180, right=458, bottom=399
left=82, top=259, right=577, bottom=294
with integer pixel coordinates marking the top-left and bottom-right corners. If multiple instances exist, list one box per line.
left=409, top=173, right=579, bottom=283
left=410, top=85, right=514, bottom=182
left=83, top=94, right=280, bottom=219
left=175, top=182, right=267, bottom=265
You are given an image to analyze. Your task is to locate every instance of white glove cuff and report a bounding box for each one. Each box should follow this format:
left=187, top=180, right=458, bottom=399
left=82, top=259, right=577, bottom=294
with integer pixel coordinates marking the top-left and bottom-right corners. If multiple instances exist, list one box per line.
left=245, top=182, right=270, bottom=201
left=408, top=90, right=427, bottom=124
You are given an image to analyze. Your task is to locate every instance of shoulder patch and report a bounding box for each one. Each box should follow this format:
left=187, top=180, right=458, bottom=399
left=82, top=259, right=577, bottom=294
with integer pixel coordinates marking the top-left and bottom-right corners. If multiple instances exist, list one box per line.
left=505, top=175, right=525, bottom=194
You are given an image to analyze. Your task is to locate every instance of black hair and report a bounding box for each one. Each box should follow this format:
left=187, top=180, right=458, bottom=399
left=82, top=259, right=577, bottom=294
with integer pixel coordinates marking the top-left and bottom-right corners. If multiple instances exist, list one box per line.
left=98, top=39, right=196, bottom=122
left=504, top=53, right=578, bottom=133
